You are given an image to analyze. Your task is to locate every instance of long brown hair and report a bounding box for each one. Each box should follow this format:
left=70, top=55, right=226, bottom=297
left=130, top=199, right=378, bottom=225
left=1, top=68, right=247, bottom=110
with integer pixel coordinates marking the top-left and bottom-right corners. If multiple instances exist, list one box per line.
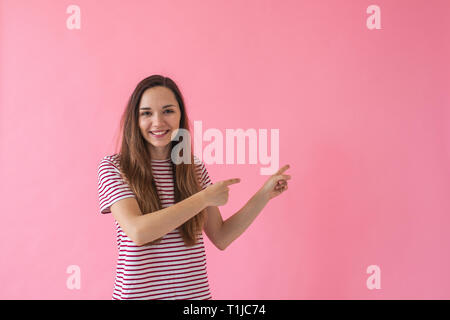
left=115, top=75, right=206, bottom=247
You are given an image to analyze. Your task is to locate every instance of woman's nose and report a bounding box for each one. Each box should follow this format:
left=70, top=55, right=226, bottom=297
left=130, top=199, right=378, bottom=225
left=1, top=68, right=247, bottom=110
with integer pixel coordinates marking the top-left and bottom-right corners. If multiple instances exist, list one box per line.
left=152, top=112, right=165, bottom=125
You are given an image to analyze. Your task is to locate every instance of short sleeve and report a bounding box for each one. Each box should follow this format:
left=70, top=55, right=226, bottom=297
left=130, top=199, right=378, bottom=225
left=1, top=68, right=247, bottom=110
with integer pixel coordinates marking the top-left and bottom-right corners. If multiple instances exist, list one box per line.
left=194, top=155, right=213, bottom=190
left=97, top=156, right=136, bottom=214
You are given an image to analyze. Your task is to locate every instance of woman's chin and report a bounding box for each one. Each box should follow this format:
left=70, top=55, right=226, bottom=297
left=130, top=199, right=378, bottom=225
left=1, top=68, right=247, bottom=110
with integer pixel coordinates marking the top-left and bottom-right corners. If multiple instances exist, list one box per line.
left=148, top=141, right=171, bottom=148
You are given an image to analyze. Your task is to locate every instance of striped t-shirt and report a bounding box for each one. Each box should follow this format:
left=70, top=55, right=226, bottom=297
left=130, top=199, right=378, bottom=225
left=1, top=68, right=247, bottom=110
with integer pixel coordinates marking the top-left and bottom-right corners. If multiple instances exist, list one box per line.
left=97, top=153, right=213, bottom=300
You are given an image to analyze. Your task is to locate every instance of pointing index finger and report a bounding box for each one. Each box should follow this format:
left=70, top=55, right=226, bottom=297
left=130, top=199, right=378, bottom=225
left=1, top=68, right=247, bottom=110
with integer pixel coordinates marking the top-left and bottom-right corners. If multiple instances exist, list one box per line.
left=275, top=164, right=290, bottom=175
left=224, top=178, right=241, bottom=186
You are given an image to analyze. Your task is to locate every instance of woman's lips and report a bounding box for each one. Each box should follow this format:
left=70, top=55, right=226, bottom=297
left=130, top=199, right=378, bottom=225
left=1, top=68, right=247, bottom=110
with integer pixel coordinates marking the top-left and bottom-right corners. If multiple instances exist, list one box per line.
left=149, top=130, right=169, bottom=138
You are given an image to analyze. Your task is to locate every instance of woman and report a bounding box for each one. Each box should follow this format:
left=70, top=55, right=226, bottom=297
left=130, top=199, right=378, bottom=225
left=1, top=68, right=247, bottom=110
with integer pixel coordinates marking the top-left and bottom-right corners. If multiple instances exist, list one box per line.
left=97, top=75, right=291, bottom=300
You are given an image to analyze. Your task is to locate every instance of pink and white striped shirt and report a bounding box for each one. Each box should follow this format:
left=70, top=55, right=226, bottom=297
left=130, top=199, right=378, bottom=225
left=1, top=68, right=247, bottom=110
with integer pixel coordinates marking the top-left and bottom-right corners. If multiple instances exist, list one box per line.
left=97, top=154, right=213, bottom=300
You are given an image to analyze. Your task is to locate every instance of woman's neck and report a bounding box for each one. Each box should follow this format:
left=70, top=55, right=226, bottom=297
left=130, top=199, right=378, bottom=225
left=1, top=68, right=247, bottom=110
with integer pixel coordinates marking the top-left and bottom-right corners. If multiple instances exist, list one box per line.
left=149, top=146, right=171, bottom=160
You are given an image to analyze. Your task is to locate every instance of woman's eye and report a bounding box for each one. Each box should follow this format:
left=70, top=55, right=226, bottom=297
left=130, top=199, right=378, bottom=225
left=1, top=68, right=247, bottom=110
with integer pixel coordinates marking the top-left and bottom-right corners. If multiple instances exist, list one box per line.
left=141, top=110, right=173, bottom=116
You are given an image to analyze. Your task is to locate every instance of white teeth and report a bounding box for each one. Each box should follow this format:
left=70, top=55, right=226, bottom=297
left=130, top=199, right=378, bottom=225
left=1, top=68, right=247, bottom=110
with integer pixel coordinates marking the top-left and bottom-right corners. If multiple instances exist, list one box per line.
left=151, top=130, right=168, bottom=135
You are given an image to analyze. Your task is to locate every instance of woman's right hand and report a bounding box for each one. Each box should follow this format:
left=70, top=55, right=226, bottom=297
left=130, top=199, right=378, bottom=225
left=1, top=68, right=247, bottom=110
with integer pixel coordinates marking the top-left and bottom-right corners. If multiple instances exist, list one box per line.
left=202, top=178, right=241, bottom=207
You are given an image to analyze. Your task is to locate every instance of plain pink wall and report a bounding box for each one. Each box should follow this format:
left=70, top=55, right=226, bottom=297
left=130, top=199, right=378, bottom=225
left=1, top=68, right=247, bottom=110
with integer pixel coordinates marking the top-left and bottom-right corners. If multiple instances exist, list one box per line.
left=0, top=0, right=449, bottom=299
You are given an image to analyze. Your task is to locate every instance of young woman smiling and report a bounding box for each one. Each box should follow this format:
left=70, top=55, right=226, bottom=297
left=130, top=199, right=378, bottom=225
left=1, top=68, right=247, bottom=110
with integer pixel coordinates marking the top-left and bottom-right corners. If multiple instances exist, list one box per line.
left=97, top=75, right=291, bottom=300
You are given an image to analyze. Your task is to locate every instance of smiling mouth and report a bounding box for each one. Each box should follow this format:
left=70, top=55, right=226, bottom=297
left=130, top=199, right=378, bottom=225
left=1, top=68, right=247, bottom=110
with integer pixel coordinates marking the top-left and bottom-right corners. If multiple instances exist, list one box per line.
left=149, top=130, right=170, bottom=137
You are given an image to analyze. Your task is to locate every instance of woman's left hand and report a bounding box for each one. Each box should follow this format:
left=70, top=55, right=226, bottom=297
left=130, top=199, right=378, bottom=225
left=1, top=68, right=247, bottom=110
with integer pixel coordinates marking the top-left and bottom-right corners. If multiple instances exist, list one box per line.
left=258, top=164, right=291, bottom=201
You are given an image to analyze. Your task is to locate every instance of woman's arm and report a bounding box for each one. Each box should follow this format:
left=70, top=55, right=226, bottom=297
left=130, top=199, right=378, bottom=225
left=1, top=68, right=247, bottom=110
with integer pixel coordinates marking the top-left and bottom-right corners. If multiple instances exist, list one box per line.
left=217, top=190, right=270, bottom=250
left=206, top=164, right=291, bottom=250
left=111, top=190, right=209, bottom=246
left=111, top=177, right=239, bottom=246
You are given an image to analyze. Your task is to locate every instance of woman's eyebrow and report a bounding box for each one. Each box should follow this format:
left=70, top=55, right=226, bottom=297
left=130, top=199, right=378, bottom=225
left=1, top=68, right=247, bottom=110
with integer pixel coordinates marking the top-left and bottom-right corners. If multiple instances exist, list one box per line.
left=140, top=105, right=174, bottom=110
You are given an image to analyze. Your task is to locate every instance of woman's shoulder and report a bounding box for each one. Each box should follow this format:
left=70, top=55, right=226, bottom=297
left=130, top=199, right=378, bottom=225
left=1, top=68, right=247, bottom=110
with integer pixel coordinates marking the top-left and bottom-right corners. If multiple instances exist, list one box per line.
left=98, top=153, right=121, bottom=171
left=192, top=155, right=212, bottom=188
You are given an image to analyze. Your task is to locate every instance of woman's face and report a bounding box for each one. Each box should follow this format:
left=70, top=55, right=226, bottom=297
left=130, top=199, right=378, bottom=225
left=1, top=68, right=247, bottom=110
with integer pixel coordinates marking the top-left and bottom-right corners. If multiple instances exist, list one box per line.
left=138, top=86, right=181, bottom=159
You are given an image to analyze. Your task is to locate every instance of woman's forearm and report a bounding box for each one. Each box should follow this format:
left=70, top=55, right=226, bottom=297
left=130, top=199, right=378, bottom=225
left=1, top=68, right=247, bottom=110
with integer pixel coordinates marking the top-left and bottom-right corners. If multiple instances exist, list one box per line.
left=219, top=190, right=270, bottom=250
left=135, top=190, right=209, bottom=245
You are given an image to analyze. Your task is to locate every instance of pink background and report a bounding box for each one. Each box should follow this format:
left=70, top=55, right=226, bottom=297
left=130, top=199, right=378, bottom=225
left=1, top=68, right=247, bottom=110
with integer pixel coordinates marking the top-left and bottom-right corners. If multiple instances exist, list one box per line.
left=1, top=0, right=449, bottom=299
